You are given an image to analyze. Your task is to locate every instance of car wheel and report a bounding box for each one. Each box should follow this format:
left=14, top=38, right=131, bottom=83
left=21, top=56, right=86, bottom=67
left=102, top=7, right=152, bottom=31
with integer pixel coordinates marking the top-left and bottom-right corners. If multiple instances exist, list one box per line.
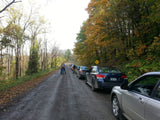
left=78, top=74, right=81, bottom=79
left=76, top=73, right=79, bottom=78
left=112, top=95, right=125, bottom=120
left=85, top=76, right=88, bottom=84
left=91, top=79, right=96, bottom=91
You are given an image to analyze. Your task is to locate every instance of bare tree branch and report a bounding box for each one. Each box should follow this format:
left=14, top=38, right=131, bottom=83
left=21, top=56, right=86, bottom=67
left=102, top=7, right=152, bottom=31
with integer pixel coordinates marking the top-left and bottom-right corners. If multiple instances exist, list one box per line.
left=0, top=0, right=21, bottom=13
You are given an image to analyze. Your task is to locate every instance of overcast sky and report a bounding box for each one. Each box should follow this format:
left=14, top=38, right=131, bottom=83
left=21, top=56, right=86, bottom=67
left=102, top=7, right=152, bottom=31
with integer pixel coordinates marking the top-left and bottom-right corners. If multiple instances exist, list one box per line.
left=32, top=0, right=90, bottom=50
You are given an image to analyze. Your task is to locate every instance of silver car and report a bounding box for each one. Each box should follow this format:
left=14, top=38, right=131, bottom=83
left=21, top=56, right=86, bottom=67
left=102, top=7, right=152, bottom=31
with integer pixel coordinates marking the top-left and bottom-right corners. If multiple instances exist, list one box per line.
left=111, top=72, right=160, bottom=120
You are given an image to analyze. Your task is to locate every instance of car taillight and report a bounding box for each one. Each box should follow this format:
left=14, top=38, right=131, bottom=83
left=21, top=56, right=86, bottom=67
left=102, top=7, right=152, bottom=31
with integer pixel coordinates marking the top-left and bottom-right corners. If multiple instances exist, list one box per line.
left=96, top=74, right=106, bottom=79
left=121, top=75, right=127, bottom=78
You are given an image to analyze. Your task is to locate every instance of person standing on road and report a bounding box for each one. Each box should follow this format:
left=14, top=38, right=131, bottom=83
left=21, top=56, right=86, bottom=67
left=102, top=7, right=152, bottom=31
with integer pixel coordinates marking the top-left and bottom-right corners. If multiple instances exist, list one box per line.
left=61, top=62, right=66, bottom=74
left=72, top=64, right=76, bottom=74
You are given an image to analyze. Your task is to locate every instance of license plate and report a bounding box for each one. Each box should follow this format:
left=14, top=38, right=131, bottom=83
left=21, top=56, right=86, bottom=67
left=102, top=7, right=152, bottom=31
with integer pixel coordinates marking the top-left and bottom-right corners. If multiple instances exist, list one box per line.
left=110, top=78, right=117, bottom=81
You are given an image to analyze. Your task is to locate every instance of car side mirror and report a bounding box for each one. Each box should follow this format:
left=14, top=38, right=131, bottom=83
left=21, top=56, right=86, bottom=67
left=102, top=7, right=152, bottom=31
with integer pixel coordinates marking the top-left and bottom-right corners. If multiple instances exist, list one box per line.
left=121, top=79, right=128, bottom=90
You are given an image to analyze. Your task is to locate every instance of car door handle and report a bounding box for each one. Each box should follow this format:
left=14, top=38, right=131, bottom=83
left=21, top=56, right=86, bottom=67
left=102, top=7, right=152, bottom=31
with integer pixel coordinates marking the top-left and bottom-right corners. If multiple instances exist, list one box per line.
left=139, top=97, right=144, bottom=104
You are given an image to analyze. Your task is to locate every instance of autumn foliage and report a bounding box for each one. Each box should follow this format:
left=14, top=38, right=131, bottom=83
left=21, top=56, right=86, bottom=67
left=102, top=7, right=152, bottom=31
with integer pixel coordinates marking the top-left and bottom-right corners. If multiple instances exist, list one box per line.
left=74, top=0, right=160, bottom=80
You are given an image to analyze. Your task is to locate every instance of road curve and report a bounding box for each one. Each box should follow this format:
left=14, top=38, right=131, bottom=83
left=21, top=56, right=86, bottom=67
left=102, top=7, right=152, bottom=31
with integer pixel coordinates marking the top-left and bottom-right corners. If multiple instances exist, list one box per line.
left=0, top=67, right=116, bottom=120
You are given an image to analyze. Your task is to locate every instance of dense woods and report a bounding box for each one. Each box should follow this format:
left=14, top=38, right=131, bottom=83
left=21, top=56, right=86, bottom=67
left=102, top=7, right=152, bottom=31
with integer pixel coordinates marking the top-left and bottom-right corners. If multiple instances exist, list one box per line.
left=74, top=0, right=160, bottom=80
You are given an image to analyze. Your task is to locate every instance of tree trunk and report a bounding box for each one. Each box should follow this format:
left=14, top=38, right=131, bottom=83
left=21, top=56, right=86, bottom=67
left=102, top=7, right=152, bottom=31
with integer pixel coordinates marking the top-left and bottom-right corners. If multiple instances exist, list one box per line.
left=15, top=55, right=19, bottom=79
left=54, top=56, right=56, bottom=68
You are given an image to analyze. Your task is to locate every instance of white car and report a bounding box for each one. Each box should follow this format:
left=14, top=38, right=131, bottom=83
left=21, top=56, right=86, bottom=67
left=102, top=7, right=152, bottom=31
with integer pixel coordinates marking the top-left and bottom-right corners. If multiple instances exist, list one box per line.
left=111, top=72, right=160, bottom=120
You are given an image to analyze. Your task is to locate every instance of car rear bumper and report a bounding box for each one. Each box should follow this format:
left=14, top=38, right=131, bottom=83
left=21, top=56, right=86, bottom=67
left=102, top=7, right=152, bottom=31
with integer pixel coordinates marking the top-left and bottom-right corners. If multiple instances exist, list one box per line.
left=80, top=73, right=86, bottom=78
left=97, top=81, right=122, bottom=89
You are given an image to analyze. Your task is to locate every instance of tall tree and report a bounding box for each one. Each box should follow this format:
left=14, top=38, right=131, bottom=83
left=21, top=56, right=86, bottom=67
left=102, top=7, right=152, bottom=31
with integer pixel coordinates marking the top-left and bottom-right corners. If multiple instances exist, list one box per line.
left=64, top=49, right=72, bottom=62
left=5, top=7, right=32, bottom=79
left=27, top=41, right=39, bottom=74
left=50, top=43, right=59, bottom=68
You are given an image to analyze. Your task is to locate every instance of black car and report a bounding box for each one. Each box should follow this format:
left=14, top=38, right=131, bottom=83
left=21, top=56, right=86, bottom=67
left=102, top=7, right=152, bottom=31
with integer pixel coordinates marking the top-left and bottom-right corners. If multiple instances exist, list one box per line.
left=75, top=65, right=80, bottom=74
left=76, top=66, right=88, bottom=79
left=85, top=66, right=127, bottom=91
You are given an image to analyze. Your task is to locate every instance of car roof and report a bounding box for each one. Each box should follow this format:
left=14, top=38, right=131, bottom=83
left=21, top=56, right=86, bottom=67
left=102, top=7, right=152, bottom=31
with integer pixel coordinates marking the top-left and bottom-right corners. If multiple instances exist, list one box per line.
left=142, top=72, right=160, bottom=76
left=129, top=72, right=160, bottom=85
left=80, top=66, right=87, bottom=67
left=91, top=66, right=118, bottom=68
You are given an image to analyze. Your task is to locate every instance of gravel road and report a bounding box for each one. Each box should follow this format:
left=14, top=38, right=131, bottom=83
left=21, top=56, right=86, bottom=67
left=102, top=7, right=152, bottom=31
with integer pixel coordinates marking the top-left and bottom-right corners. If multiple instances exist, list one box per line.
left=0, top=67, right=116, bottom=120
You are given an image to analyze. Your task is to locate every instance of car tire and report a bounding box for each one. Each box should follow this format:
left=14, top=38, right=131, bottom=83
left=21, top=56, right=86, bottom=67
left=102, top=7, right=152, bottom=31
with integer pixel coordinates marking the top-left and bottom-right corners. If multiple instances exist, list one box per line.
left=76, top=73, right=79, bottom=78
left=85, top=76, right=88, bottom=84
left=91, top=79, right=96, bottom=91
left=78, top=74, right=81, bottom=79
left=112, top=95, right=125, bottom=120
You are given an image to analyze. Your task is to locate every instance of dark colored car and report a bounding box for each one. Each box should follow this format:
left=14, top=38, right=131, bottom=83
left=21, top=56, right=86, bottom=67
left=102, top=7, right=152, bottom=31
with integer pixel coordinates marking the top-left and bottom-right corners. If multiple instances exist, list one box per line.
left=76, top=66, right=88, bottom=79
left=85, top=66, right=127, bottom=91
left=111, top=72, right=160, bottom=120
left=75, top=65, right=80, bottom=74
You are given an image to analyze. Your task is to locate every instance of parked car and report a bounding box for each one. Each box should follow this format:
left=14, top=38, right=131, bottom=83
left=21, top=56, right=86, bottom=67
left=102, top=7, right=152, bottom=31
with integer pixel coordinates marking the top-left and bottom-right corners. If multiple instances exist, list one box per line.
left=85, top=66, right=127, bottom=91
left=111, top=72, right=160, bottom=120
left=76, top=66, right=88, bottom=79
left=75, top=65, right=80, bottom=75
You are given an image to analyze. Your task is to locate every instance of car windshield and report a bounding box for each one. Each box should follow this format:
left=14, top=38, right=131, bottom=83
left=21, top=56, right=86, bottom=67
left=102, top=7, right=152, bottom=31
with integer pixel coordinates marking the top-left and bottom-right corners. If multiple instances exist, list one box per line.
left=99, top=67, right=121, bottom=73
left=81, top=66, right=88, bottom=70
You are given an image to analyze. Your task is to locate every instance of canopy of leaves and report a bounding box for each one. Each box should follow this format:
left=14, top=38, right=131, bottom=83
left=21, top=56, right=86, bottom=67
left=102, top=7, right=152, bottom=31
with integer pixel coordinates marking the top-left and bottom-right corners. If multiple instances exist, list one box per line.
left=74, top=0, right=160, bottom=80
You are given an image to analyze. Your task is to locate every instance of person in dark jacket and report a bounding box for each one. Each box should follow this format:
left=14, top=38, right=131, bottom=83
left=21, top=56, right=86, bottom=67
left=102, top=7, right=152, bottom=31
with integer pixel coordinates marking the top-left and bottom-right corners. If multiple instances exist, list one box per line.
left=60, top=63, right=66, bottom=74
left=72, top=64, right=76, bottom=74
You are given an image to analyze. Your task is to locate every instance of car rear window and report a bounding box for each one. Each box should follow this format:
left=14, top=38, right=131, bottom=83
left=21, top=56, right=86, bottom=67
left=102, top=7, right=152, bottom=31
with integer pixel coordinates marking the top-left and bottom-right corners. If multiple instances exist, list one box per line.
left=99, top=67, right=121, bottom=73
left=81, top=66, right=88, bottom=70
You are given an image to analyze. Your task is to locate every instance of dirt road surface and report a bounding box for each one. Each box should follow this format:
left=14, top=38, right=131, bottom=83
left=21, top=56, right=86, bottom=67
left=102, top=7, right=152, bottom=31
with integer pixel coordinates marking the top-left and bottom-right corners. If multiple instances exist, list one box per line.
left=0, top=67, right=116, bottom=120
